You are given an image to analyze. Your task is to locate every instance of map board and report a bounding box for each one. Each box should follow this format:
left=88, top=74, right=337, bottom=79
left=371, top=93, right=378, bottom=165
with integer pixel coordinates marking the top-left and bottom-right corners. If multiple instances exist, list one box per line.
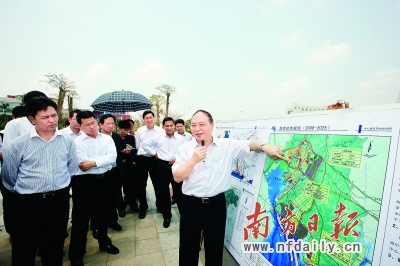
left=214, top=104, right=400, bottom=266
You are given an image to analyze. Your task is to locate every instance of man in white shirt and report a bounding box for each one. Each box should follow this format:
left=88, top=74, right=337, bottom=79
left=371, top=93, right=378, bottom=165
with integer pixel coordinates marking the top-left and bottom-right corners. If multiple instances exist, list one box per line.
left=2, top=90, right=47, bottom=153
left=135, top=110, right=164, bottom=219
left=142, top=117, right=185, bottom=228
left=171, top=119, right=192, bottom=205
left=68, top=111, right=119, bottom=266
left=1, top=90, right=47, bottom=244
left=60, top=109, right=82, bottom=139
left=172, top=110, right=288, bottom=266
left=175, top=119, right=192, bottom=142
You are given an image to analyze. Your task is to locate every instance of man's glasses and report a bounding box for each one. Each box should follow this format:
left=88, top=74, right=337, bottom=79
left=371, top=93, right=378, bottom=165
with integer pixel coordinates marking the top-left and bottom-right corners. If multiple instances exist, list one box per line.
left=190, top=123, right=208, bottom=129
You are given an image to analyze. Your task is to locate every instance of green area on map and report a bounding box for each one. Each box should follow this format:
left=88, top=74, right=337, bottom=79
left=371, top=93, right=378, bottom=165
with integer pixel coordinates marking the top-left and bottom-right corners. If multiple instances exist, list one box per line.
left=257, top=134, right=390, bottom=266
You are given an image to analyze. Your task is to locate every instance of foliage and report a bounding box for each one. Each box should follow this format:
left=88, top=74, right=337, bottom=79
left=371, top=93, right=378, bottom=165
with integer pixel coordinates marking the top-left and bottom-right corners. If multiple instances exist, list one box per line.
left=0, top=115, right=12, bottom=130
left=58, top=116, right=68, bottom=129
left=150, top=94, right=165, bottom=126
left=67, top=90, right=79, bottom=113
left=185, top=119, right=191, bottom=134
left=0, top=103, right=10, bottom=120
left=155, top=84, right=176, bottom=117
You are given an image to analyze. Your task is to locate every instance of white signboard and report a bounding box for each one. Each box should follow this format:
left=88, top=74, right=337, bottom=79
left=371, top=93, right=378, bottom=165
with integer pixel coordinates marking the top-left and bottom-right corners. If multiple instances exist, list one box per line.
left=215, top=105, right=400, bottom=266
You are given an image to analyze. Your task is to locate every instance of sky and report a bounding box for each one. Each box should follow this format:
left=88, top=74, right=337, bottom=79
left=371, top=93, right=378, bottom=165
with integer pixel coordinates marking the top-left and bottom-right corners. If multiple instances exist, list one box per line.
left=1, top=0, right=400, bottom=121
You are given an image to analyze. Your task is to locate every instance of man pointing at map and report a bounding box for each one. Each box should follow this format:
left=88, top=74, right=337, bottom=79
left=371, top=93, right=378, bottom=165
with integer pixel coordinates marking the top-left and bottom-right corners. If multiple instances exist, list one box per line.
left=172, top=109, right=288, bottom=266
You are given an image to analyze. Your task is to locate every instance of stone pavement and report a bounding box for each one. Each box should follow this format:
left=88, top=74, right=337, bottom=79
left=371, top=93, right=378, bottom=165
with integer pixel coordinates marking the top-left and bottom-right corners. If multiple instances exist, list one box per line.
left=0, top=179, right=239, bottom=266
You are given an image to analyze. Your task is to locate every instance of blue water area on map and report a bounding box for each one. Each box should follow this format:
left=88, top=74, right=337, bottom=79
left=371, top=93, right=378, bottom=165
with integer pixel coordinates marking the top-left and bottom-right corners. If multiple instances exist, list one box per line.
left=231, top=172, right=253, bottom=184
left=261, top=162, right=293, bottom=265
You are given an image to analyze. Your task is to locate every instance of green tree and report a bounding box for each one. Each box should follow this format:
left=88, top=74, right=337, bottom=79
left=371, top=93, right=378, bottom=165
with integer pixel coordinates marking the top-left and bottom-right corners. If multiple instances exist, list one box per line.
left=155, top=84, right=175, bottom=117
left=185, top=119, right=191, bottom=134
left=43, top=73, right=76, bottom=119
left=0, top=102, right=10, bottom=121
left=150, top=94, right=165, bottom=126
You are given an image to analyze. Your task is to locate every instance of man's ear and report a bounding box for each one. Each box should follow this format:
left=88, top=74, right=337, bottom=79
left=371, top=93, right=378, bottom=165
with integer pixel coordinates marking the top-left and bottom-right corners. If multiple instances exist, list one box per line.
left=27, top=116, right=35, bottom=125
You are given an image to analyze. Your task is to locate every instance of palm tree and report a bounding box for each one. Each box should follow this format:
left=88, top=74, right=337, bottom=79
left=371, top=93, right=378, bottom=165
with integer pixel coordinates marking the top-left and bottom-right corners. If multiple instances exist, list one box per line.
left=155, top=84, right=176, bottom=117
left=150, top=94, right=166, bottom=126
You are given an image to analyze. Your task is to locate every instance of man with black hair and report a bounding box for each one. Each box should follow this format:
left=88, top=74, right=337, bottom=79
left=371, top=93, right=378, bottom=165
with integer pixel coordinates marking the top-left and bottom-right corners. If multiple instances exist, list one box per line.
left=172, top=110, right=288, bottom=266
left=60, top=109, right=82, bottom=139
left=97, top=114, right=123, bottom=228
left=11, top=106, right=26, bottom=119
left=117, top=120, right=139, bottom=214
left=69, top=111, right=119, bottom=266
left=2, top=90, right=47, bottom=152
left=2, top=96, right=78, bottom=265
left=136, top=110, right=164, bottom=219
left=175, top=118, right=192, bottom=142
left=1, top=90, right=47, bottom=244
left=172, top=119, right=192, bottom=205
left=142, top=117, right=185, bottom=228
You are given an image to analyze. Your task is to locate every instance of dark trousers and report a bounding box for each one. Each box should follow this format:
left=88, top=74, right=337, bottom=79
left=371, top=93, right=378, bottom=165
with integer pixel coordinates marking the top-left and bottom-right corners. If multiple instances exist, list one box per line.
left=90, top=168, right=119, bottom=231
left=0, top=180, right=15, bottom=235
left=172, top=177, right=183, bottom=213
left=120, top=161, right=138, bottom=209
left=155, top=160, right=174, bottom=219
left=136, top=155, right=158, bottom=210
left=69, top=173, right=112, bottom=261
left=179, top=193, right=226, bottom=266
left=108, top=167, right=119, bottom=223
left=12, top=186, right=70, bottom=266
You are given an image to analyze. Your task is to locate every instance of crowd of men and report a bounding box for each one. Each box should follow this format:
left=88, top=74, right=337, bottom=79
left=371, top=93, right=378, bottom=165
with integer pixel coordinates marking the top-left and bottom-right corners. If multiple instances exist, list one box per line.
left=0, top=91, right=197, bottom=266
left=1, top=90, right=324, bottom=265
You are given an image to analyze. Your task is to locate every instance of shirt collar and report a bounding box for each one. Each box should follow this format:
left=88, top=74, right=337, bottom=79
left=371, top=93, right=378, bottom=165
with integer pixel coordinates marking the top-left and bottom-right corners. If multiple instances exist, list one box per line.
left=67, top=126, right=81, bottom=136
left=81, top=131, right=102, bottom=140
left=30, top=128, right=62, bottom=142
left=189, top=137, right=219, bottom=149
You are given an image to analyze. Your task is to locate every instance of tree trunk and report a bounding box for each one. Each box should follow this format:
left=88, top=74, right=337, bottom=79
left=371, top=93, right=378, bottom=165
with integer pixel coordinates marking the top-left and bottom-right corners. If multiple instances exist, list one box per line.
left=166, top=95, right=170, bottom=117
left=68, top=96, right=73, bottom=113
left=57, top=89, right=66, bottom=118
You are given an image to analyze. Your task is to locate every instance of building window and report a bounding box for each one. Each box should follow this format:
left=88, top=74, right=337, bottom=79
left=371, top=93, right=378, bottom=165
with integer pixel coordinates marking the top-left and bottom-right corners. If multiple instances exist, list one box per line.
left=302, top=108, right=304, bottom=111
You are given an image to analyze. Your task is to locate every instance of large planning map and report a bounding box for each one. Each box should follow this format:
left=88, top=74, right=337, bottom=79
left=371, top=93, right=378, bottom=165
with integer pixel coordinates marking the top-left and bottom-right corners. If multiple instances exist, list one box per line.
left=217, top=106, right=400, bottom=266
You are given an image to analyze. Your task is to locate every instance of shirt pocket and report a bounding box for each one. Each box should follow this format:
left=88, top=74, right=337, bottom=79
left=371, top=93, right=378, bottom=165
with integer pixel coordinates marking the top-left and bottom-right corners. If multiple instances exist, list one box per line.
left=210, top=152, right=224, bottom=176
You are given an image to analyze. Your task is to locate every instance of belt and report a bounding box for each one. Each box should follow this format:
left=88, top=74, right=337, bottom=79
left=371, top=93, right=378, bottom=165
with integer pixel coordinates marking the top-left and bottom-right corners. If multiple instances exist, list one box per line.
left=88, top=171, right=109, bottom=178
left=158, top=159, right=171, bottom=164
left=184, top=193, right=223, bottom=204
left=27, top=186, right=69, bottom=199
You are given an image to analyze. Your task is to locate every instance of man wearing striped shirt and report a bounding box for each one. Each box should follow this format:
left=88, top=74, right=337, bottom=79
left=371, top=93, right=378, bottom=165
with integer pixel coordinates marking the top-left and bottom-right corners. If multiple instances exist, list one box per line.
left=68, top=111, right=119, bottom=266
left=2, top=96, right=78, bottom=265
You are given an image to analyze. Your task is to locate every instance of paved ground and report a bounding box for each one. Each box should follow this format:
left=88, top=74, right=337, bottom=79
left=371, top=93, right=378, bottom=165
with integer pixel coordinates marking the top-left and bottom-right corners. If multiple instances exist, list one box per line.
left=0, top=179, right=239, bottom=265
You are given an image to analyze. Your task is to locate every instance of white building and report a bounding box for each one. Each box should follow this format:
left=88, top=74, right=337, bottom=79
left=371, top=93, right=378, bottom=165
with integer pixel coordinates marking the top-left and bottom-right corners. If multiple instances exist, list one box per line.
left=0, top=97, right=22, bottom=115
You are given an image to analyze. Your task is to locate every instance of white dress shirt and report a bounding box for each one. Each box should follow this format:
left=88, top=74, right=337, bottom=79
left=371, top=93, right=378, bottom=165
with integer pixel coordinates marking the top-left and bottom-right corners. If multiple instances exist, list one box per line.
left=2, top=117, right=34, bottom=154
left=180, top=132, right=193, bottom=142
left=136, top=125, right=164, bottom=156
left=74, top=132, right=117, bottom=176
left=60, top=126, right=82, bottom=139
left=142, top=132, right=185, bottom=161
left=172, top=138, right=251, bottom=197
